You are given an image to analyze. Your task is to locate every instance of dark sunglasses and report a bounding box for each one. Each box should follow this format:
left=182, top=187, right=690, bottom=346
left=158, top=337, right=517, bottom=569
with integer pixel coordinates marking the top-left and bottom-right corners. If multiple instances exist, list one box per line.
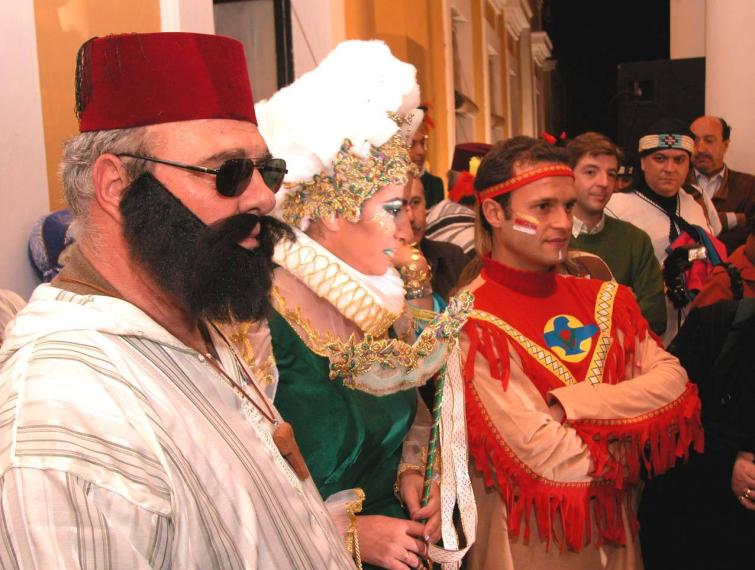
left=118, top=153, right=288, bottom=197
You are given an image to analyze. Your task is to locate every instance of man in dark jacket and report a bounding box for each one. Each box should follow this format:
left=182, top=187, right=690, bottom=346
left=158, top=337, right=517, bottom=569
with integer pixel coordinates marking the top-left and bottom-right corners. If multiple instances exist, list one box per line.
left=689, top=115, right=755, bottom=252
left=406, top=175, right=468, bottom=299
left=409, top=116, right=445, bottom=208
left=639, top=298, right=755, bottom=570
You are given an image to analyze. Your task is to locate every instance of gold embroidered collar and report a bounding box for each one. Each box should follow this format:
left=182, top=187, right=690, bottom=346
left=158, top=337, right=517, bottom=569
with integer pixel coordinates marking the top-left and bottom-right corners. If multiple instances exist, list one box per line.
left=272, top=230, right=405, bottom=337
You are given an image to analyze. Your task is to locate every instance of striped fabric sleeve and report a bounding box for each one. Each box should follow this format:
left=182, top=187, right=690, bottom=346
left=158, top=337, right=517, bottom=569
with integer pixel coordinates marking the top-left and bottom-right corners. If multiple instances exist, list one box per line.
left=0, top=467, right=172, bottom=569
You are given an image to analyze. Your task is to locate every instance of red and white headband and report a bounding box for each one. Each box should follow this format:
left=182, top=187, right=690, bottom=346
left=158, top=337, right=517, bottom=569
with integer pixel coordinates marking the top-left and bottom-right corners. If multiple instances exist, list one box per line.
left=477, top=164, right=574, bottom=202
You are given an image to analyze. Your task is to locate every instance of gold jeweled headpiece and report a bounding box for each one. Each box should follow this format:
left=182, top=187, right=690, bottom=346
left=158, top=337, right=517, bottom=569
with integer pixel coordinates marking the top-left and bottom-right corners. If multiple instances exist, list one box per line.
left=279, top=129, right=412, bottom=227
left=255, top=40, right=421, bottom=228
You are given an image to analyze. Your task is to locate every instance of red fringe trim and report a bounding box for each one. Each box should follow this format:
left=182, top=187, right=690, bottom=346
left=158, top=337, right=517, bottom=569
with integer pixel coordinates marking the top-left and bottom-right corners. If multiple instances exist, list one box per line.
left=465, top=377, right=704, bottom=551
left=571, top=383, right=705, bottom=489
left=466, top=286, right=656, bottom=397
left=465, top=377, right=627, bottom=551
left=464, top=320, right=511, bottom=390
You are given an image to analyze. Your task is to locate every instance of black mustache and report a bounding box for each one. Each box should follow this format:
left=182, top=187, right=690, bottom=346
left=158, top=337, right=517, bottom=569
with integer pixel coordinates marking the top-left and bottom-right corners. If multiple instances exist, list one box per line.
left=187, top=213, right=295, bottom=320
left=198, top=213, right=295, bottom=258
left=120, top=172, right=297, bottom=323
left=205, top=212, right=261, bottom=241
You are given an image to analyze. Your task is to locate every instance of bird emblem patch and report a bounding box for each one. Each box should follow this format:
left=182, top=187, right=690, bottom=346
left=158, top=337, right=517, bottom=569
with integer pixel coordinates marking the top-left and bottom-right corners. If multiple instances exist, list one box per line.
left=543, top=314, right=599, bottom=363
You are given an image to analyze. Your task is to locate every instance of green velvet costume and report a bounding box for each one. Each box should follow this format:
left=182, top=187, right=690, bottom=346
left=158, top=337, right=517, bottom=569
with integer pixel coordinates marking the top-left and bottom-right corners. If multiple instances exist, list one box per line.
left=269, top=310, right=417, bottom=520
left=570, top=215, right=667, bottom=335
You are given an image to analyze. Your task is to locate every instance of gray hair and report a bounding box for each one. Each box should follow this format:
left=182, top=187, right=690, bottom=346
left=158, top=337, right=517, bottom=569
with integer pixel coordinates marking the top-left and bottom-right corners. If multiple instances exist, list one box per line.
left=59, top=127, right=150, bottom=219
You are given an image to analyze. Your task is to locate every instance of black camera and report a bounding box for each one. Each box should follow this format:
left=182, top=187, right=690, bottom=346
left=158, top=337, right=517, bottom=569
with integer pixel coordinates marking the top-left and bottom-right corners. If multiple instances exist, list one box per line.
left=663, top=245, right=707, bottom=309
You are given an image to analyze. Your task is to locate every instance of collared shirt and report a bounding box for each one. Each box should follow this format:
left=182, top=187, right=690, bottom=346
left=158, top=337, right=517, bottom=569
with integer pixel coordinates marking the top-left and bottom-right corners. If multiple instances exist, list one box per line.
left=571, top=214, right=606, bottom=239
left=695, top=166, right=727, bottom=200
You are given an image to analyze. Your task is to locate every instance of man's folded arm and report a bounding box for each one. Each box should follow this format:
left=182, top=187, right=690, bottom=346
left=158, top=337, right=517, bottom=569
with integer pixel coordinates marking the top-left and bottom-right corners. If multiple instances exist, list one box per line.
left=465, top=336, right=596, bottom=483
left=549, top=332, right=691, bottom=422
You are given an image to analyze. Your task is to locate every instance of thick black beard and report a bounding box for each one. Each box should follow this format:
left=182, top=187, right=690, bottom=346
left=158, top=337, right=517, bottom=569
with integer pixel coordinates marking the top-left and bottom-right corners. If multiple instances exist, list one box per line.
left=120, top=172, right=294, bottom=323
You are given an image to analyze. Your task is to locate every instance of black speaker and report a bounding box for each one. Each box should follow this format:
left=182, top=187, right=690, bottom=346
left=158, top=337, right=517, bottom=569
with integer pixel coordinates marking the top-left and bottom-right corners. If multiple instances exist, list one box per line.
left=616, top=57, right=705, bottom=165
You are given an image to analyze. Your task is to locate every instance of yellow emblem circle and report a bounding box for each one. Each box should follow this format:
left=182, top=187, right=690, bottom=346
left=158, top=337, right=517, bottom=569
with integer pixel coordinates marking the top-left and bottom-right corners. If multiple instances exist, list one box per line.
left=543, top=314, right=596, bottom=363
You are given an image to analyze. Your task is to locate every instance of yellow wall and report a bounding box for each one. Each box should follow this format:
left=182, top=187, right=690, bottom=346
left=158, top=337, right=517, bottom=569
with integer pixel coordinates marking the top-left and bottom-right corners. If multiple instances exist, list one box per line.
left=344, top=0, right=451, bottom=183
left=34, top=0, right=161, bottom=211
left=497, top=12, right=511, bottom=138
left=471, top=0, right=486, bottom=141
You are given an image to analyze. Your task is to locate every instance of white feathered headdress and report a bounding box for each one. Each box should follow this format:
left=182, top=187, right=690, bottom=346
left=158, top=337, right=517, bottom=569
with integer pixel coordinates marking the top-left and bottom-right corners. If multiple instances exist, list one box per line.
left=255, top=40, right=421, bottom=229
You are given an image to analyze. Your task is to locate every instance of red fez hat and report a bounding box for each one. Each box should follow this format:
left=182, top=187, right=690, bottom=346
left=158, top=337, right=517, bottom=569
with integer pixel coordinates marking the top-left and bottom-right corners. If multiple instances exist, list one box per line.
left=76, top=32, right=256, bottom=132
left=448, top=171, right=476, bottom=203
left=451, top=142, right=492, bottom=172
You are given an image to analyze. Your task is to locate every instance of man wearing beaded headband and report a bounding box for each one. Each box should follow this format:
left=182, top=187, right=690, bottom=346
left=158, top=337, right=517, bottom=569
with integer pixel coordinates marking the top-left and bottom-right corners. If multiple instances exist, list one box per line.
left=244, top=40, right=475, bottom=570
left=0, top=32, right=355, bottom=568
left=606, top=117, right=722, bottom=345
left=460, top=135, right=702, bottom=570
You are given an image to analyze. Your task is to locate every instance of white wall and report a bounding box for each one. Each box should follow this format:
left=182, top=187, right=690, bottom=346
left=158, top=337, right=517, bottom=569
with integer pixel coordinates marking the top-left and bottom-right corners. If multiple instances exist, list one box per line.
left=705, top=0, right=755, bottom=173
left=0, top=1, right=50, bottom=298
left=160, top=0, right=214, bottom=33
left=290, top=0, right=345, bottom=78
left=670, top=0, right=705, bottom=59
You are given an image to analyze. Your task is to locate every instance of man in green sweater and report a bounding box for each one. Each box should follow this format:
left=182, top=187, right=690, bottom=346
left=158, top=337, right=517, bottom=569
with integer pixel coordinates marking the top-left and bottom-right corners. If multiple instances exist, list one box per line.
left=568, top=132, right=667, bottom=335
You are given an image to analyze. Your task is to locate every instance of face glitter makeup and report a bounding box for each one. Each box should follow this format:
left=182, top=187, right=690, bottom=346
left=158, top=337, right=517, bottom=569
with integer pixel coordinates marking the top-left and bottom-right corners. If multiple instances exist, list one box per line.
left=370, top=207, right=396, bottom=236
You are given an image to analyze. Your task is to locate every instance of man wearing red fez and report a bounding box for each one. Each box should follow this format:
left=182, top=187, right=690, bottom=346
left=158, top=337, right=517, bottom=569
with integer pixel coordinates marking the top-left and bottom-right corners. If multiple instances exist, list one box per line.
left=460, top=136, right=703, bottom=569
left=447, top=142, right=493, bottom=206
left=0, top=32, right=354, bottom=568
left=423, top=143, right=492, bottom=256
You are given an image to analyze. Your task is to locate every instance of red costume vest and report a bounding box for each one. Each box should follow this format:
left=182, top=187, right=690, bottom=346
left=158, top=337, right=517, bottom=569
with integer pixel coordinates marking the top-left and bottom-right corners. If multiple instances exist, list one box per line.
left=463, top=256, right=703, bottom=550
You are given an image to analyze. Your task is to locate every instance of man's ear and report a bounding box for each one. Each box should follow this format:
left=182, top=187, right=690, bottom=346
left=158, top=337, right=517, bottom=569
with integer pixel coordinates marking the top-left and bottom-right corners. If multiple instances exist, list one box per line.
left=481, top=198, right=506, bottom=229
left=91, top=154, right=131, bottom=222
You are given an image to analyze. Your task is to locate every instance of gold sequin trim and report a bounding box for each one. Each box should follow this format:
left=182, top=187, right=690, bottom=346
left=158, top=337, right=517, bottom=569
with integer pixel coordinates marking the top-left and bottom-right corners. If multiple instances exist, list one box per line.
left=271, top=286, right=340, bottom=357
left=344, top=488, right=365, bottom=570
left=274, top=288, right=474, bottom=391
left=228, top=321, right=276, bottom=386
left=280, top=133, right=411, bottom=227
left=328, top=292, right=473, bottom=387
left=584, top=281, right=618, bottom=385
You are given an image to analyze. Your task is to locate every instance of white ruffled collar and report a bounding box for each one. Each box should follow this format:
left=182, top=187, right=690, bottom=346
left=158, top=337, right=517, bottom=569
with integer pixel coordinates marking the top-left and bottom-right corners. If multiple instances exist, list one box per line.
left=272, top=230, right=405, bottom=336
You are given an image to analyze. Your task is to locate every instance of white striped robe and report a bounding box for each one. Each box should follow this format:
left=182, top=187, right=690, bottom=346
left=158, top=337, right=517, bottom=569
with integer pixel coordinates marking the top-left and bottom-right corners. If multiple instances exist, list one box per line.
left=0, top=285, right=354, bottom=569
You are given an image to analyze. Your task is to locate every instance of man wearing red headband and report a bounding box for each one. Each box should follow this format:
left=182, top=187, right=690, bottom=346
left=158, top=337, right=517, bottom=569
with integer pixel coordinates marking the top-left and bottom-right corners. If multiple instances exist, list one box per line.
left=461, top=136, right=703, bottom=569
left=0, top=33, right=353, bottom=568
